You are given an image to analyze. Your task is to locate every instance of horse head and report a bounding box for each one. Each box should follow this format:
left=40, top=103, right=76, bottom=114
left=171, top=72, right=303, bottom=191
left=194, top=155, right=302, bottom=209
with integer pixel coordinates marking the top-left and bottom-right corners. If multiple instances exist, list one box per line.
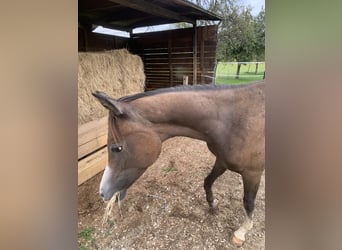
left=93, top=91, right=162, bottom=201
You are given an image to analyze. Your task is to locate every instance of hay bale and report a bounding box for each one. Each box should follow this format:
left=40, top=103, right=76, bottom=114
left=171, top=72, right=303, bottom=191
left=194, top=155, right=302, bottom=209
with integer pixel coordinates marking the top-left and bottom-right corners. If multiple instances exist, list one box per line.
left=78, top=49, right=145, bottom=125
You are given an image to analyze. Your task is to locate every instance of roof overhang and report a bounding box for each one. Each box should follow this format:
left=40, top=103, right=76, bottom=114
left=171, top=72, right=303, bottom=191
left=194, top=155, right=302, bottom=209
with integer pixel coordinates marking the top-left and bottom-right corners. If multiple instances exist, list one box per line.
left=79, top=0, right=222, bottom=33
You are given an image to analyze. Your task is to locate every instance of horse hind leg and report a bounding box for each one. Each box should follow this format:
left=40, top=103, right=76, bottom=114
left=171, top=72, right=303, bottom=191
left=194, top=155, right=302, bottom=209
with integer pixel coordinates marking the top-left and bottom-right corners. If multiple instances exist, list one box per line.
left=232, top=169, right=263, bottom=247
left=204, top=159, right=226, bottom=210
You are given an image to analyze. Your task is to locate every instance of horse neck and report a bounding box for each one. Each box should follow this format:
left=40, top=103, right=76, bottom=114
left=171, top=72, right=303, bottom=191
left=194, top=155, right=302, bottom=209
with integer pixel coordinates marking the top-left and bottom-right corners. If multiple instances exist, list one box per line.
left=129, top=91, right=217, bottom=142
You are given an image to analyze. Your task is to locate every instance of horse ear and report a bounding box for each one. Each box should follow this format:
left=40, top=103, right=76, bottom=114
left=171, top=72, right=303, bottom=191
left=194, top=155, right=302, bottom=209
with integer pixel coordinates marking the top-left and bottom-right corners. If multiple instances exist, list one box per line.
left=92, top=91, right=124, bottom=116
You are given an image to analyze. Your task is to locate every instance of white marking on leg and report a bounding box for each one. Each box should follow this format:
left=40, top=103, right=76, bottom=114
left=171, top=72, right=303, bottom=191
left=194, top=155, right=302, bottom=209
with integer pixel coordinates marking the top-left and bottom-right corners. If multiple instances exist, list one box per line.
left=233, top=213, right=254, bottom=242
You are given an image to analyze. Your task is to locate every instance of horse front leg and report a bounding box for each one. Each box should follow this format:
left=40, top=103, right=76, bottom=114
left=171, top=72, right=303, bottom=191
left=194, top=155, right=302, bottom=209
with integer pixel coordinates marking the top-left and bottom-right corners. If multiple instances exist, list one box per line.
left=204, top=159, right=226, bottom=210
left=232, top=169, right=263, bottom=247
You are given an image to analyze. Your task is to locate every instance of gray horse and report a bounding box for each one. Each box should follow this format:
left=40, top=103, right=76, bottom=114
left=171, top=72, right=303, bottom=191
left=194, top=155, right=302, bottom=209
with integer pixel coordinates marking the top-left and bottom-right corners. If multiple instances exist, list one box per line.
left=93, top=80, right=265, bottom=246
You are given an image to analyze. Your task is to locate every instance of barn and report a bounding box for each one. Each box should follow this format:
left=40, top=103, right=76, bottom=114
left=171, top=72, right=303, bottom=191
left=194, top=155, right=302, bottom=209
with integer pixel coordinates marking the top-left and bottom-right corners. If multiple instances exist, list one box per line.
left=79, top=0, right=222, bottom=90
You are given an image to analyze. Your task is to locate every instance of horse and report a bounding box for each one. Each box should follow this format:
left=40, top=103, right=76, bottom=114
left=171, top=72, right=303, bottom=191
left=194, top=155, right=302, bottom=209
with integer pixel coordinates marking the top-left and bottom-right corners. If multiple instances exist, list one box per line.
left=92, top=80, right=265, bottom=246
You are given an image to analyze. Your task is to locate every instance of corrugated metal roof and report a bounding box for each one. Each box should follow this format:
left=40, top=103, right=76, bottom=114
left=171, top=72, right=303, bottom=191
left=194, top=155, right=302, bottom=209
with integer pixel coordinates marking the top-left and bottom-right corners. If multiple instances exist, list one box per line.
left=79, top=0, right=221, bottom=32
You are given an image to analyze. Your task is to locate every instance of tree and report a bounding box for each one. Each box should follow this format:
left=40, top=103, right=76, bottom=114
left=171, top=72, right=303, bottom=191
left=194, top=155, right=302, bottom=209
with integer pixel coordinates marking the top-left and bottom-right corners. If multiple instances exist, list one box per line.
left=189, top=0, right=265, bottom=79
left=218, top=6, right=257, bottom=78
left=254, top=7, right=265, bottom=74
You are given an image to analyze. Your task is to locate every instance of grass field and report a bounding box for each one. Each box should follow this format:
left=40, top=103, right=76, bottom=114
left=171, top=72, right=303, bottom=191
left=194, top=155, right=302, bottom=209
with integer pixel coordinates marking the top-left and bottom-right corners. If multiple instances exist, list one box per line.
left=215, top=62, right=265, bottom=85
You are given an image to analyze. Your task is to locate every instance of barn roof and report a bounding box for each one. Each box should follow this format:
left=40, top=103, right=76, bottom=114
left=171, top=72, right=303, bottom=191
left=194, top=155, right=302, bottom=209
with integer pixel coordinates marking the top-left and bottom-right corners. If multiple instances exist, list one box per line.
left=79, top=0, right=222, bottom=32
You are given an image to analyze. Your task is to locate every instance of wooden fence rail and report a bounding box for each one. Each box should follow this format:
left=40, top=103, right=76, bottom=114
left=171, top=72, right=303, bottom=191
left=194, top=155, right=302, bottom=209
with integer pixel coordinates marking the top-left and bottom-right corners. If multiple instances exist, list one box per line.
left=78, top=116, right=108, bottom=185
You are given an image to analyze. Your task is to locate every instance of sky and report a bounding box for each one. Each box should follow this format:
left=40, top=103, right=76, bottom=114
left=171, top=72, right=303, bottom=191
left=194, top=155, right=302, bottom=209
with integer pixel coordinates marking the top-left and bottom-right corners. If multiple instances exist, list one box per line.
left=239, top=0, right=265, bottom=16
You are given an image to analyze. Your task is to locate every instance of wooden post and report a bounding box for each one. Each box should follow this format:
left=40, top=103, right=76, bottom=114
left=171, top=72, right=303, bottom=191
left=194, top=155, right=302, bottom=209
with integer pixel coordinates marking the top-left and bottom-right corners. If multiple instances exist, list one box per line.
left=193, top=22, right=197, bottom=85
left=183, top=75, right=188, bottom=85
left=200, top=27, right=205, bottom=84
left=213, top=62, right=218, bottom=84
left=168, top=32, right=173, bottom=87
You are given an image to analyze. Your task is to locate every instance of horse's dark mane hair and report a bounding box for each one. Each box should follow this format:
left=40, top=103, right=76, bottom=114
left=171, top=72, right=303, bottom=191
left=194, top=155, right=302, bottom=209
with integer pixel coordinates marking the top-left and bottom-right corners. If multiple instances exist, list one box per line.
left=119, top=81, right=263, bottom=102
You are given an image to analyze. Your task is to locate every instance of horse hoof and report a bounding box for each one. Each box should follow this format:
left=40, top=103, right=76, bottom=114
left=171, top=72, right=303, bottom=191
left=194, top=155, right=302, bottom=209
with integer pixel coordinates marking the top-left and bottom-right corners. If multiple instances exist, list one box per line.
left=208, top=199, right=219, bottom=214
left=231, top=235, right=244, bottom=247
left=209, top=199, right=218, bottom=208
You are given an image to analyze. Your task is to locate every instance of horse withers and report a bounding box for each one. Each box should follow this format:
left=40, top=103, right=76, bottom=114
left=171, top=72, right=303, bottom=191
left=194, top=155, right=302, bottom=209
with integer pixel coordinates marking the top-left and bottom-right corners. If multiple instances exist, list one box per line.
left=93, top=81, right=265, bottom=246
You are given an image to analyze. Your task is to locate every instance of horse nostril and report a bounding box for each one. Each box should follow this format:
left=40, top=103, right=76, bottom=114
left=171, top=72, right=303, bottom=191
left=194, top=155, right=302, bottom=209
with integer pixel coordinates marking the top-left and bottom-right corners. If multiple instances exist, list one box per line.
left=100, top=191, right=104, bottom=198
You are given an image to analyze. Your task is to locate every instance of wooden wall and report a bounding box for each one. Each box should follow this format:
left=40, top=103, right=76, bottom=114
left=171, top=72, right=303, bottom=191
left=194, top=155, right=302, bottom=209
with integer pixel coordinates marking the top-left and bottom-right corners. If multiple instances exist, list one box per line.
left=132, top=25, right=218, bottom=90
left=78, top=25, right=218, bottom=91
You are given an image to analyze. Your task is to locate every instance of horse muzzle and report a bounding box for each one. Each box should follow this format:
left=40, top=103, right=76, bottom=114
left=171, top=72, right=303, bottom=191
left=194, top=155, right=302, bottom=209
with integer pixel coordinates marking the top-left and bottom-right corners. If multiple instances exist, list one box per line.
left=100, top=188, right=127, bottom=202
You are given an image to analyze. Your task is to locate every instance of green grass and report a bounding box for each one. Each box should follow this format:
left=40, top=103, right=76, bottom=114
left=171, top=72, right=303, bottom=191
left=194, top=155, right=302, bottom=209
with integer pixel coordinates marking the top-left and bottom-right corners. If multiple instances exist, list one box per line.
left=215, top=62, right=265, bottom=85
left=162, top=166, right=177, bottom=173
left=79, top=228, right=95, bottom=241
left=78, top=228, right=96, bottom=250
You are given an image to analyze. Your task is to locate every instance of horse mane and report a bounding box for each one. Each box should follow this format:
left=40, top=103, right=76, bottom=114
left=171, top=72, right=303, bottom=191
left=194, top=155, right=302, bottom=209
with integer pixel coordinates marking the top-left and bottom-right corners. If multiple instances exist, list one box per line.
left=119, top=81, right=262, bottom=102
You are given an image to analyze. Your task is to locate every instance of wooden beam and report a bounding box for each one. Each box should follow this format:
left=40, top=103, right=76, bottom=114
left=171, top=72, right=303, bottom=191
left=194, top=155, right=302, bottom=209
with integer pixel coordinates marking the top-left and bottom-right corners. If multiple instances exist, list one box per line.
left=109, top=0, right=195, bottom=24
left=78, top=147, right=107, bottom=185
left=200, top=28, right=204, bottom=84
left=171, top=0, right=222, bottom=21
left=193, top=22, right=197, bottom=84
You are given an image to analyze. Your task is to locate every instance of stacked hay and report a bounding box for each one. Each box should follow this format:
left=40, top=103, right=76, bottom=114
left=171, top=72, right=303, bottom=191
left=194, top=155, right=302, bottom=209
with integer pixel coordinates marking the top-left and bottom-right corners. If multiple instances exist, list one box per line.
left=78, top=49, right=145, bottom=125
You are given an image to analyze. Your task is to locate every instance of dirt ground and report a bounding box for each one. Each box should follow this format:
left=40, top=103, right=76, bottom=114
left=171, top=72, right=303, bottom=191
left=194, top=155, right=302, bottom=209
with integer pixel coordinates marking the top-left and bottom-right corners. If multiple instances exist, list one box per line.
left=78, top=137, right=265, bottom=250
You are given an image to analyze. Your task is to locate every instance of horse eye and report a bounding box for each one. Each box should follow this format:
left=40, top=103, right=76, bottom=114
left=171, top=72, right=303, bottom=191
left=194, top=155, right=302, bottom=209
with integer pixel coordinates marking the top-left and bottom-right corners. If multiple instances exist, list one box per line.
left=111, top=145, right=123, bottom=153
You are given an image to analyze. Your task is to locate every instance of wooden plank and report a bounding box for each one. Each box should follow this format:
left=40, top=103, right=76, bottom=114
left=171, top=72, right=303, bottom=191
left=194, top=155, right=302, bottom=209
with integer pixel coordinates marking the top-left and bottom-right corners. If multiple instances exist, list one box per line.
left=145, top=69, right=170, bottom=73
left=146, top=78, right=170, bottom=82
left=146, top=72, right=170, bottom=77
left=172, top=58, right=197, bottom=64
left=173, top=69, right=194, bottom=73
left=78, top=116, right=108, bottom=159
left=171, top=47, right=193, bottom=53
left=142, top=48, right=168, bottom=54
left=172, top=39, right=193, bottom=48
left=145, top=65, right=171, bottom=70
left=144, top=53, right=169, bottom=58
left=78, top=134, right=107, bottom=159
left=172, top=53, right=194, bottom=58
left=78, top=116, right=107, bottom=144
left=78, top=147, right=107, bottom=185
